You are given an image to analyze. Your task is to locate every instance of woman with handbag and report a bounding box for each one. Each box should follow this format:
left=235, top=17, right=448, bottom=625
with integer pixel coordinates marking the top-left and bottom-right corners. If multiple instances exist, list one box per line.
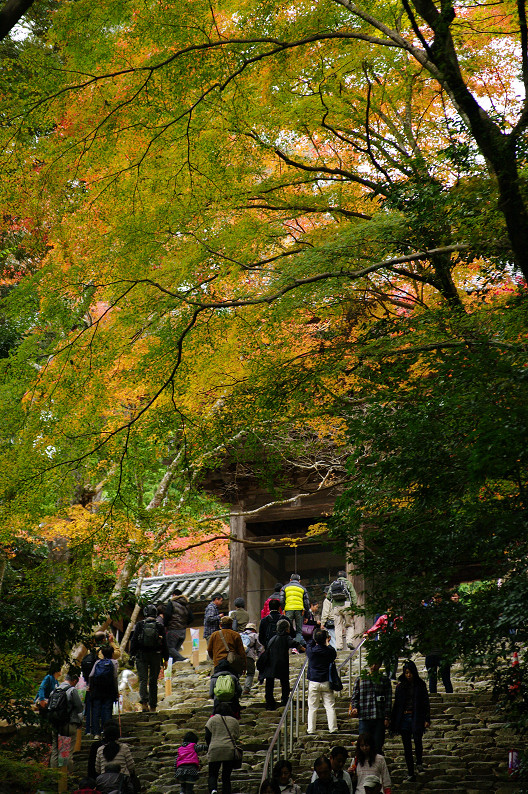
left=204, top=702, right=241, bottom=794
left=306, top=628, right=338, bottom=734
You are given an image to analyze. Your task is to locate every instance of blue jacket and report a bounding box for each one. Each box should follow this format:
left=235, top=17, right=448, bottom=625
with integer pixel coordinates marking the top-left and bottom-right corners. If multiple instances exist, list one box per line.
left=306, top=639, right=337, bottom=682
left=36, top=673, right=58, bottom=702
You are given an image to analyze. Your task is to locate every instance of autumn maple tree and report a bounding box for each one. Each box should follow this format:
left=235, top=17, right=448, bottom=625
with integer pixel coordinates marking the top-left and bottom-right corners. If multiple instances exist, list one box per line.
left=0, top=0, right=526, bottom=611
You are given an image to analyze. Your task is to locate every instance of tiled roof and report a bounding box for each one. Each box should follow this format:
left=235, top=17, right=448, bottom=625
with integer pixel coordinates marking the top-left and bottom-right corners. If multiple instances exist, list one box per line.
left=131, top=568, right=229, bottom=605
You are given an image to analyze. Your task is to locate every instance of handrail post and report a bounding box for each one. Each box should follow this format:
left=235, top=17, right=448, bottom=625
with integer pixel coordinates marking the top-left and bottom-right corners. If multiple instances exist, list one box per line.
left=295, top=679, right=300, bottom=739
left=302, top=666, right=306, bottom=722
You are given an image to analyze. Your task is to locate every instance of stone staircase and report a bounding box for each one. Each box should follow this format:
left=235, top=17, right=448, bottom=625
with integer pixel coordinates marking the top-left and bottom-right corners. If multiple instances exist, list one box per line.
left=72, top=657, right=524, bottom=793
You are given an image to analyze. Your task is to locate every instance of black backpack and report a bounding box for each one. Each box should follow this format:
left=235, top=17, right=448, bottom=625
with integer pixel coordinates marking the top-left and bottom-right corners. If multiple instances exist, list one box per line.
left=262, top=614, right=283, bottom=647
left=329, top=579, right=348, bottom=602
left=47, top=685, right=72, bottom=732
left=140, top=618, right=161, bottom=650
left=90, top=658, right=116, bottom=699
left=81, top=649, right=98, bottom=681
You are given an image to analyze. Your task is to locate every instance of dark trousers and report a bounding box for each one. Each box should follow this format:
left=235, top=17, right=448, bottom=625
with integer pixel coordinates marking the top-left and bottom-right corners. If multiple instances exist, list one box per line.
left=384, top=655, right=398, bottom=680
left=167, top=629, right=187, bottom=662
left=400, top=714, right=423, bottom=775
left=84, top=690, right=93, bottom=734
left=425, top=654, right=453, bottom=693
left=136, top=651, right=162, bottom=707
left=91, top=697, right=114, bottom=736
left=208, top=760, right=234, bottom=794
left=265, top=674, right=290, bottom=707
left=358, top=717, right=385, bottom=755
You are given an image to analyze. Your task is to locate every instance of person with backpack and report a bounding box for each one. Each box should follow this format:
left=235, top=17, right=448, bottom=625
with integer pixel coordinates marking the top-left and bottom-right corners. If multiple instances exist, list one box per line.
left=71, top=777, right=102, bottom=794
left=89, top=645, right=119, bottom=739
left=261, top=583, right=283, bottom=619
left=130, top=603, right=169, bottom=713
left=95, top=763, right=135, bottom=794
left=240, top=622, right=264, bottom=696
left=164, top=587, right=193, bottom=663
left=209, top=658, right=242, bottom=718
left=35, top=661, right=61, bottom=723
left=48, top=668, right=84, bottom=771
left=328, top=571, right=357, bottom=651
left=82, top=637, right=104, bottom=738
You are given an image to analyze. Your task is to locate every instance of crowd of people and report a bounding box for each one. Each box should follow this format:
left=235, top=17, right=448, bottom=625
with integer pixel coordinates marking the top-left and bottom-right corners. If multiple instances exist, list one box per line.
left=36, top=574, right=463, bottom=794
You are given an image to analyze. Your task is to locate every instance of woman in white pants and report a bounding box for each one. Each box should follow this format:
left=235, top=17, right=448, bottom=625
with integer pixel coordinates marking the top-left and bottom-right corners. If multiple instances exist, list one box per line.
left=305, top=629, right=338, bottom=734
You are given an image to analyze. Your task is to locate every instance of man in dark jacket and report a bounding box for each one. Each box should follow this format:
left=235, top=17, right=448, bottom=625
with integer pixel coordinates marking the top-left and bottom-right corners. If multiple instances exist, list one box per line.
left=258, top=618, right=303, bottom=709
left=259, top=599, right=295, bottom=648
left=130, top=603, right=169, bottom=713
left=164, top=587, right=193, bottom=662
left=204, top=593, right=224, bottom=640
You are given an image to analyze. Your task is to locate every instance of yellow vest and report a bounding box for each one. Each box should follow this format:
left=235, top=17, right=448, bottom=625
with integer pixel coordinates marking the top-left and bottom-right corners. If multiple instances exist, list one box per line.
left=283, top=582, right=305, bottom=611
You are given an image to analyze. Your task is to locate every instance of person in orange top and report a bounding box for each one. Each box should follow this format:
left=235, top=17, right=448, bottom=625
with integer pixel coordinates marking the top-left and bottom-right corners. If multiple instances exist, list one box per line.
left=207, top=616, right=246, bottom=675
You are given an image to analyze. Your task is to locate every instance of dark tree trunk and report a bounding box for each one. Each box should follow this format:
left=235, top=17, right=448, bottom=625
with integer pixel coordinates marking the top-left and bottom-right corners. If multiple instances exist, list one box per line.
left=0, top=0, right=35, bottom=40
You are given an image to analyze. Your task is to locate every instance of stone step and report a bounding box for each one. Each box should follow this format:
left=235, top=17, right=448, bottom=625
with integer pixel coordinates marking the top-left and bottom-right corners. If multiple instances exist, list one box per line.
left=72, top=660, right=526, bottom=794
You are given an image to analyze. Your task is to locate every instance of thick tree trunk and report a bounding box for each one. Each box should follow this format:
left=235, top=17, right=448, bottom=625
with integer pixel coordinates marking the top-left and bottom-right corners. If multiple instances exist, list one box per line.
left=495, top=160, right=528, bottom=280
left=0, top=0, right=34, bottom=40
left=119, top=574, right=144, bottom=655
left=407, top=0, right=528, bottom=281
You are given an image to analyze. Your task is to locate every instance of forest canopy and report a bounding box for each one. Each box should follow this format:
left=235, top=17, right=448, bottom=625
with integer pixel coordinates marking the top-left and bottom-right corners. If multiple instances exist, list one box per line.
left=0, top=0, right=526, bottom=626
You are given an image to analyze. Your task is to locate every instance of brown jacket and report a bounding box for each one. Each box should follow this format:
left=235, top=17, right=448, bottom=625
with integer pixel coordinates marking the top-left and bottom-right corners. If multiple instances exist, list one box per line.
left=207, top=628, right=246, bottom=671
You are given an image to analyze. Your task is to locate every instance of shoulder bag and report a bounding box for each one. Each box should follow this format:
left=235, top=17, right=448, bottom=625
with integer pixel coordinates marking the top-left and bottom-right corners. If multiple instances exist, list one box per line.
left=328, top=660, right=343, bottom=691
left=220, top=716, right=243, bottom=769
left=219, top=629, right=245, bottom=675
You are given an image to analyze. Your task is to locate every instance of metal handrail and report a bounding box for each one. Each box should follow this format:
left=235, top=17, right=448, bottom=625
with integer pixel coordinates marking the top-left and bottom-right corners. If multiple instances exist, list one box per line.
left=260, top=638, right=366, bottom=785
left=337, top=637, right=366, bottom=698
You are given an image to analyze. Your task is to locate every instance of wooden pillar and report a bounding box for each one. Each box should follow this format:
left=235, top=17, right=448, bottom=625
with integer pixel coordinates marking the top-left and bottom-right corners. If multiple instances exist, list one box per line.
left=229, top=514, right=247, bottom=610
